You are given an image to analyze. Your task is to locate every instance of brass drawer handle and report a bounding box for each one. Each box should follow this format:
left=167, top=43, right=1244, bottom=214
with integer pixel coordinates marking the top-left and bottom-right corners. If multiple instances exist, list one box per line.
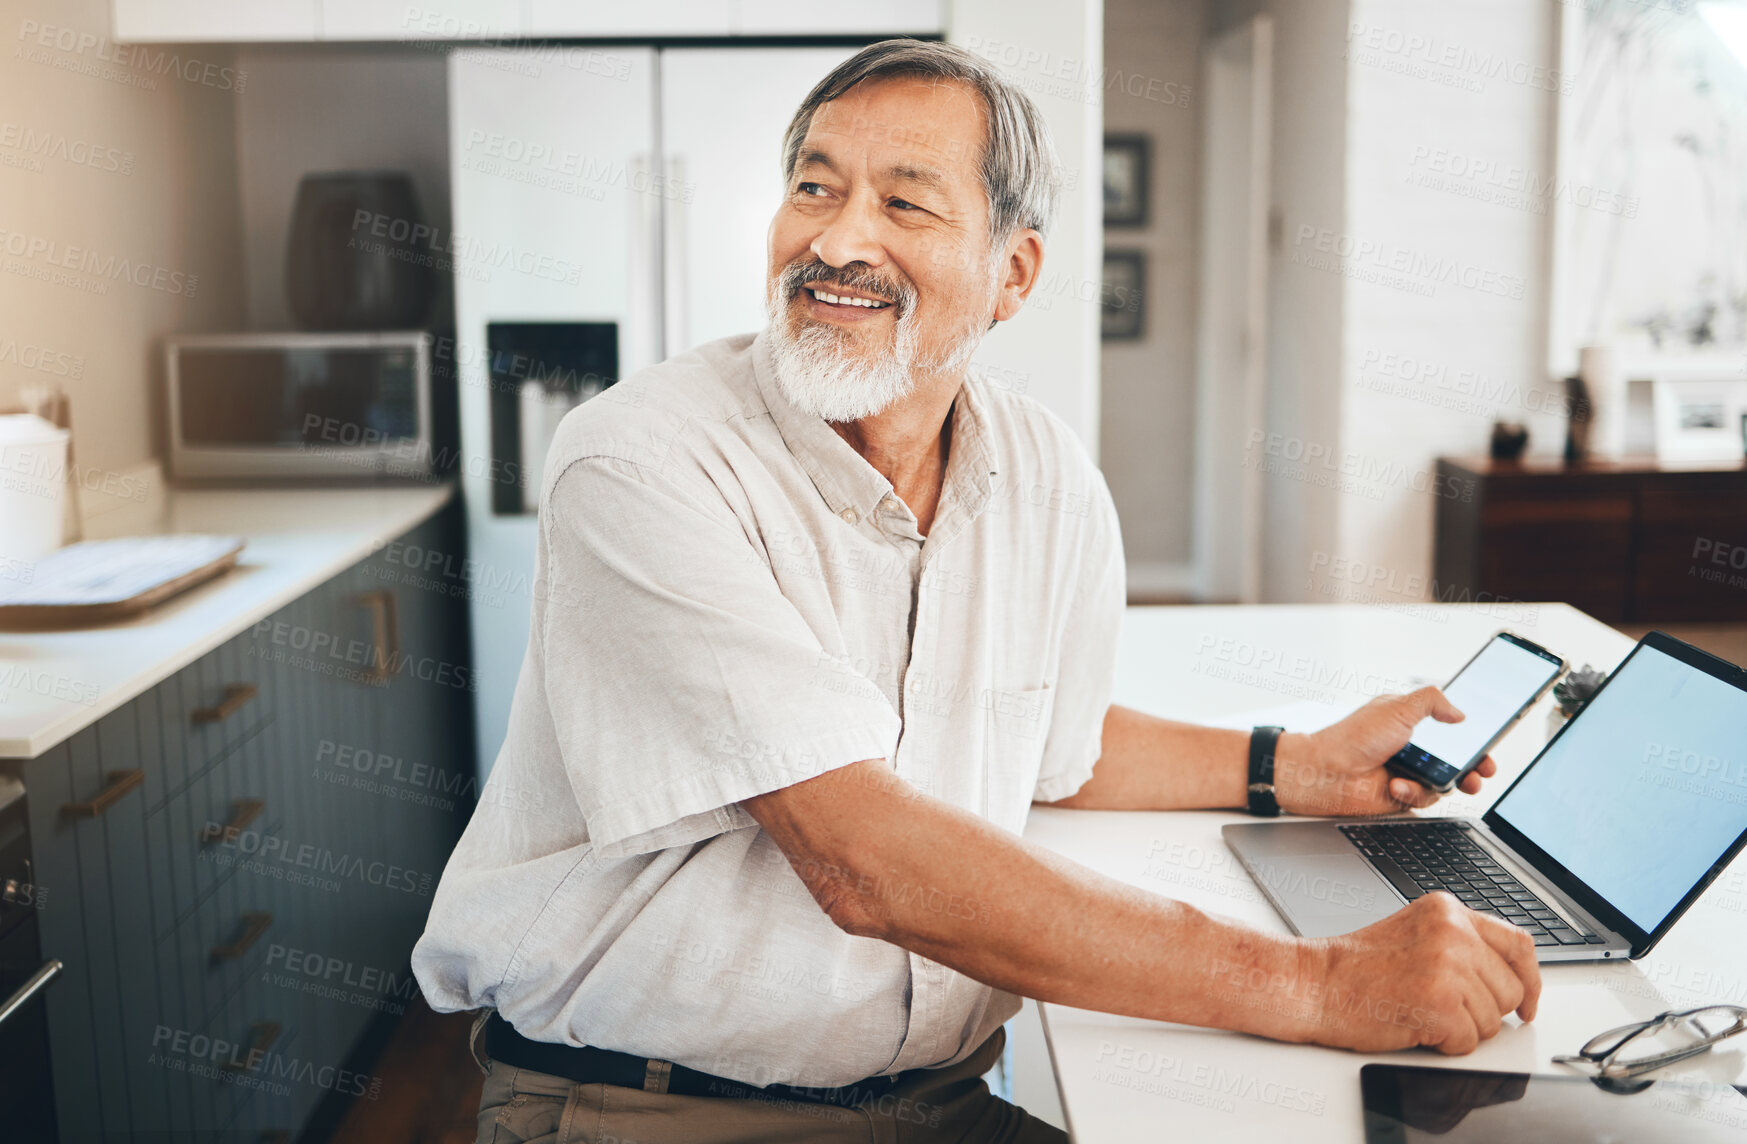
left=354, top=590, right=399, bottom=685
left=61, top=770, right=144, bottom=818
left=222, top=1020, right=282, bottom=1072
left=199, top=798, right=265, bottom=845
left=210, top=911, right=273, bottom=963
left=192, top=683, right=258, bottom=724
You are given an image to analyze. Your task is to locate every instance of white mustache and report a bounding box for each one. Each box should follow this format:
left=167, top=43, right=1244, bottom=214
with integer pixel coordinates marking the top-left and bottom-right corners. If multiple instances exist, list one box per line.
left=779, top=259, right=915, bottom=317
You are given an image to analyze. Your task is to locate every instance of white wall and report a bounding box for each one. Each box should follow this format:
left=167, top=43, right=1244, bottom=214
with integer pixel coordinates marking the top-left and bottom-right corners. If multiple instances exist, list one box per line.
left=1328, top=0, right=1558, bottom=603
left=0, top=0, right=244, bottom=483
left=1206, top=0, right=1560, bottom=605
left=233, top=46, right=452, bottom=330
left=952, top=0, right=1105, bottom=459
left=1214, top=0, right=1354, bottom=604
left=1100, top=0, right=1204, bottom=596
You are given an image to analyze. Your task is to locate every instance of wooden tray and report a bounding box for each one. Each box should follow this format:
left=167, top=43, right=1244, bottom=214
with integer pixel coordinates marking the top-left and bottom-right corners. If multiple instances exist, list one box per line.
left=0, top=541, right=244, bottom=630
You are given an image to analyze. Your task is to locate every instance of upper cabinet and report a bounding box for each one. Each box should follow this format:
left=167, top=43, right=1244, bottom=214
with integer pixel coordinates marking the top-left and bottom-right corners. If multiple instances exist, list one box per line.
left=324, top=0, right=523, bottom=41
left=111, top=0, right=319, bottom=42
left=110, top=0, right=943, bottom=42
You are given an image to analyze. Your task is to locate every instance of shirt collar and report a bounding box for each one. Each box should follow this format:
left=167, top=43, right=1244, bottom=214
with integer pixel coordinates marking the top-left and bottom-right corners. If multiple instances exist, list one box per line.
left=750, top=329, right=1001, bottom=529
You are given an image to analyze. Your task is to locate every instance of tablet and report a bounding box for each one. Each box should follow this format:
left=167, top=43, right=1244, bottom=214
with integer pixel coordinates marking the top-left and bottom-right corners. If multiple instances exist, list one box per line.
left=1361, top=1063, right=1747, bottom=1143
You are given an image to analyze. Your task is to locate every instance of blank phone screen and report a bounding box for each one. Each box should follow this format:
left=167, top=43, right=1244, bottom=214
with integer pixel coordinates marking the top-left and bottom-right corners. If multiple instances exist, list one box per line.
left=1406, top=638, right=1561, bottom=773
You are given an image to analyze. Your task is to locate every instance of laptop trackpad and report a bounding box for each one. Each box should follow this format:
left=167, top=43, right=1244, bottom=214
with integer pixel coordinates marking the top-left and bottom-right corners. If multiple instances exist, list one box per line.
left=1250, top=854, right=1402, bottom=938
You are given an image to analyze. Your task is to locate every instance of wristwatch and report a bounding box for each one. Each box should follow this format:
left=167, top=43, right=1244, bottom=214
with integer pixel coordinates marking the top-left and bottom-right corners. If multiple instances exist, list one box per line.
left=1247, top=725, right=1284, bottom=817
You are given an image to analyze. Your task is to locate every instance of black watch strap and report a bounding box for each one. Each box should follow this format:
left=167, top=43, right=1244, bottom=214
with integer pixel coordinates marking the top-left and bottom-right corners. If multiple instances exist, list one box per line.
left=1247, top=726, right=1284, bottom=817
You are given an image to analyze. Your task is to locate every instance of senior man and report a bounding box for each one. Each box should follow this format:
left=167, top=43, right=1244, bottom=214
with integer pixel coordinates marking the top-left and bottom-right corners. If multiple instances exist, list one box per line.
left=413, top=39, right=1540, bottom=1144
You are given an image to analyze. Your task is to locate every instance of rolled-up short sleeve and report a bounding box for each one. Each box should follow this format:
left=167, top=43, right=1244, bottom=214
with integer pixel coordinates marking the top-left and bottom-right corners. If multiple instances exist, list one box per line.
left=1031, top=473, right=1124, bottom=803
left=540, top=454, right=902, bottom=858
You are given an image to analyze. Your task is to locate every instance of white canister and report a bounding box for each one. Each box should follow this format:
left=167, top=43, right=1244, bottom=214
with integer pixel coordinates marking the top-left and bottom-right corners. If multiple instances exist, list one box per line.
left=0, top=413, right=71, bottom=561
left=1578, top=344, right=1625, bottom=458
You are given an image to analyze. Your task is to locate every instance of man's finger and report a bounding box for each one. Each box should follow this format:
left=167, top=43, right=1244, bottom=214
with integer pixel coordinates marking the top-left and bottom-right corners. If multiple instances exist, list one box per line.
left=1472, top=756, right=1498, bottom=778
left=1408, top=684, right=1466, bottom=725
left=1473, top=912, right=1542, bottom=1022
left=1465, top=917, right=1527, bottom=1019
left=1389, top=777, right=1441, bottom=809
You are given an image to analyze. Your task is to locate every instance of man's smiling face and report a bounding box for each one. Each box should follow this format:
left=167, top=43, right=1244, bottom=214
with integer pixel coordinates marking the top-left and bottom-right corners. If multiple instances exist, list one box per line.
left=765, top=75, right=1006, bottom=421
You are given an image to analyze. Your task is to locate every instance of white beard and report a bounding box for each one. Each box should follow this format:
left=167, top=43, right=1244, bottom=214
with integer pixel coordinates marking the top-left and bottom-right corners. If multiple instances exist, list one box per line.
left=764, top=268, right=989, bottom=423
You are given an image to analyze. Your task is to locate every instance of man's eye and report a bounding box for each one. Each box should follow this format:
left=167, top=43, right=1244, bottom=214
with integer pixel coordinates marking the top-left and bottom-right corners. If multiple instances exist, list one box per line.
left=890, top=198, right=918, bottom=211
left=797, top=182, right=828, bottom=197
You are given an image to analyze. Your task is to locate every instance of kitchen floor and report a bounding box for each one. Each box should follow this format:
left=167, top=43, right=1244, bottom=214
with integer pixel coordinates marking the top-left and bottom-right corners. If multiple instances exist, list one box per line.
left=328, top=999, right=482, bottom=1144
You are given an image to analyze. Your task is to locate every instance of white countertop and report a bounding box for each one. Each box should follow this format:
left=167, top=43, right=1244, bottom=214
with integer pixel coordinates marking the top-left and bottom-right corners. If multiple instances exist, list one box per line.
left=0, top=483, right=455, bottom=759
left=1028, top=604, right=1747, bottom=1142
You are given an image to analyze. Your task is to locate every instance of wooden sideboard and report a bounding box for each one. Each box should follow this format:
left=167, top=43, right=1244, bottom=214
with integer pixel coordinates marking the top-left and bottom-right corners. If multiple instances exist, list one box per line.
left=1434, top=455, right=1747, bottom=624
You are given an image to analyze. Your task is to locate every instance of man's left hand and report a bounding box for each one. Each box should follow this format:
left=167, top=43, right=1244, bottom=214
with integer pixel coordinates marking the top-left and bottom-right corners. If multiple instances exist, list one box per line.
left=1274, top=686, right=1496, bottom=816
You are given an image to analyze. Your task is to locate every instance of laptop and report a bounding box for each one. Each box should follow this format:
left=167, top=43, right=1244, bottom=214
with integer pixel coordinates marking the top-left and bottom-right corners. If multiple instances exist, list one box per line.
left=1224, top=631, right=1747, bottom=962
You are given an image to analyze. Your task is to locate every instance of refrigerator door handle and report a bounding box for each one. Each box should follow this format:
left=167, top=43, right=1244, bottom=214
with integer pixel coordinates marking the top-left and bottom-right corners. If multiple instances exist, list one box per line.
left=661, top=154, right=689, bottom=357
left=630, top=152, right=665, bottom=368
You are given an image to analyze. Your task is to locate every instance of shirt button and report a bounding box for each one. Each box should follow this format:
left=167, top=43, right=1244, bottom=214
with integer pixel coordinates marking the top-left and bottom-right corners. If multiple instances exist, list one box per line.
left=840, top=507, right=860, bottom=524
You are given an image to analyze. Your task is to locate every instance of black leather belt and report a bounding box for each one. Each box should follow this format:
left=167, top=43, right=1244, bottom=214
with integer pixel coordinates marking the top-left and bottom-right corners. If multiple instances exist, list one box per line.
left=482, top=1011, right=903, bottom=1109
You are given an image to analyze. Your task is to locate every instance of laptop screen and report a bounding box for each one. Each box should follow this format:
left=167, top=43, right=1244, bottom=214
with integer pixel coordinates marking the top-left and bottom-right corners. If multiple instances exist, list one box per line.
left=1490, top=641, right=1747, bottom=934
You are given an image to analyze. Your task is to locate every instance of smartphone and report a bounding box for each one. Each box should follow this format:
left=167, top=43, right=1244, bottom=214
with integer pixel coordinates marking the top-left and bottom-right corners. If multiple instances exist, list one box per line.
left=1385, top=631, right=1567, bottom=793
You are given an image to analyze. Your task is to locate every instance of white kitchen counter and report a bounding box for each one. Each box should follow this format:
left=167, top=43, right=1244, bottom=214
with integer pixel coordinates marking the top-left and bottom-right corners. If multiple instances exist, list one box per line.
left=1027, top=604, right=1747, bottom=1142
left=0, top=483, right=455, bottom=758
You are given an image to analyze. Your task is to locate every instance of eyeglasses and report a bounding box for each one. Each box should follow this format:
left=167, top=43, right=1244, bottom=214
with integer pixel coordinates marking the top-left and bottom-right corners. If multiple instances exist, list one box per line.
left=1553, top=1005, right=1747, bottom=1080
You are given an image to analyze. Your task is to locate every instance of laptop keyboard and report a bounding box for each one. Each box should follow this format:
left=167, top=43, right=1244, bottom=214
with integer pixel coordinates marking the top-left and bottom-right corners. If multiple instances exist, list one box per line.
left=1340, top=821, right=1607, bottom=947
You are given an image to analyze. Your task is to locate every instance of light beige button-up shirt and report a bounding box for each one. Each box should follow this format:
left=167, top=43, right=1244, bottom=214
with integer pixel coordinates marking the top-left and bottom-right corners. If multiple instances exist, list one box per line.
left=412, top=330, right=1125, bottom=1088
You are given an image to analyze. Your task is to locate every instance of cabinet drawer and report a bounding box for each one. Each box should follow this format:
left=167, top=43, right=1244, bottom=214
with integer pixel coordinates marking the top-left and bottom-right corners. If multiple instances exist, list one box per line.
left=154, top=721, right=276, bottom=940
left=146, top=634, right=276, bottom=816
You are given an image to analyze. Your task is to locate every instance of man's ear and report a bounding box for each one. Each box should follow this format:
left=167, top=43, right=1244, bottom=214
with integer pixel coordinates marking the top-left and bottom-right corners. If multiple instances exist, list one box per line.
left=992, top=228, right=1044, bottom=324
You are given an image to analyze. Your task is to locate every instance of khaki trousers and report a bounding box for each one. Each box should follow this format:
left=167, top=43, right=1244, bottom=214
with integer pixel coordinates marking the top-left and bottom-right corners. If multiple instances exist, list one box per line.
left=468, top=1012, right=1068, bottom=1144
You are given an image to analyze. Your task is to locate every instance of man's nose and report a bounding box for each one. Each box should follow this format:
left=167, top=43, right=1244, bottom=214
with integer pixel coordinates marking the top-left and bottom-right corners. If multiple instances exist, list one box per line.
left=810, top=191, right=887, bottom=271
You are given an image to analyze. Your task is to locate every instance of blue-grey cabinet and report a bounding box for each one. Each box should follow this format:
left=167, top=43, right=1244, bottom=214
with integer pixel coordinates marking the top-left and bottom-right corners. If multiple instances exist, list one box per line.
left=10, top=504, right=472, bottom=1142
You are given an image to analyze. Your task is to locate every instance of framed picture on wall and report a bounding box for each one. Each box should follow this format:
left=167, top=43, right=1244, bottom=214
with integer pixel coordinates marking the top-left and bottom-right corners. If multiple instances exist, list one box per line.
left=1101, top=250, right=1145, bottom=341
left=1652, top=376, right=1747, bottom=463
left=1103, top=134, right=1150, bottom=228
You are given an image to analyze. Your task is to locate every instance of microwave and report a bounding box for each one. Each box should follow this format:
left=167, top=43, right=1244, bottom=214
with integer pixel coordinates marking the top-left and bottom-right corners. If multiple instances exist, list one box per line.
left=166, top=331, right=433, bottom=480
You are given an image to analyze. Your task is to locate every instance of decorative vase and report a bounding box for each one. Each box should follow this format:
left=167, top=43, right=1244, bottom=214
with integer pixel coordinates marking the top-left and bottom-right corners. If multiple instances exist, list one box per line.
left=286, top=170, right=436, bottom=330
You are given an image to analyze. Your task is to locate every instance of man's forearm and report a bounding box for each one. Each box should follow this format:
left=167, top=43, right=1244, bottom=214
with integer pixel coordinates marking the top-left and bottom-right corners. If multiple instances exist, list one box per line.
left=1046, top=703, right=1315, bottom=812
left=745, top=760, right=1326, bottom=1041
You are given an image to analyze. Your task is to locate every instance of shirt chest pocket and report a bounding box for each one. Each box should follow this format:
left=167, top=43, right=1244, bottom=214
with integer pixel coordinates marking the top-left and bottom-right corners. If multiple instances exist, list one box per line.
left=982, top=683, right=1055, bottom=825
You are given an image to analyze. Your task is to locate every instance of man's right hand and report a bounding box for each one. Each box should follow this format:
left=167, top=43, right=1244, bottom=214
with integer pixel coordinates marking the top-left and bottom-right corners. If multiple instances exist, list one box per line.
left=1303, top=892, right=1542, bottom=1054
